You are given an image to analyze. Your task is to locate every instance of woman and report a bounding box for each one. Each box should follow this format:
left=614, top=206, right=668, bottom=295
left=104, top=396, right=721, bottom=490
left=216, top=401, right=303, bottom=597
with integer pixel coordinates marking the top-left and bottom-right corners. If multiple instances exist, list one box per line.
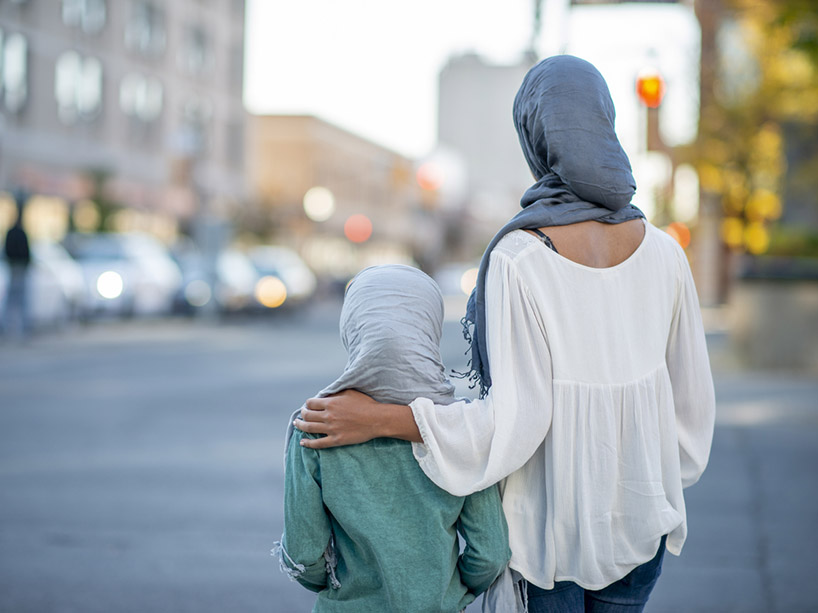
left=295, top=55, right=715, bottom=612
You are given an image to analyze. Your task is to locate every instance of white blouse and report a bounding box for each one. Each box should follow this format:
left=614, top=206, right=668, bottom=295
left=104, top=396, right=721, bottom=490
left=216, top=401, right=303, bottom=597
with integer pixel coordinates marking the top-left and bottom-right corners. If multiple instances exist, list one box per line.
left=410, top=223, right=715, bottom=591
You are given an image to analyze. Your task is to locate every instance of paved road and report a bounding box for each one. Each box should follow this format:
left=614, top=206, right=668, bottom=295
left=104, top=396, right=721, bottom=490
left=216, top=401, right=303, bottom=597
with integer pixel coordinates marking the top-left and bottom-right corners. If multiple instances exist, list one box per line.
left=0, top=301, right=816, bottom=612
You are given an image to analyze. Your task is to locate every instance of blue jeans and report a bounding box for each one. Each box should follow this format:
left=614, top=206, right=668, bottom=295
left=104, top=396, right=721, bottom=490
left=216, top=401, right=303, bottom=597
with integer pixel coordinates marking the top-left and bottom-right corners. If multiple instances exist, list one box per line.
left=525, top=535, right=667, bottom=613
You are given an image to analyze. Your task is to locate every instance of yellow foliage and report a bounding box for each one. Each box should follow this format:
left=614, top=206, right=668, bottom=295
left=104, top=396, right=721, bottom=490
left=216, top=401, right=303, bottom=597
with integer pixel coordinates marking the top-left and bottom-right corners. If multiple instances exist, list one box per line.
left=698, top=163, right=724, bottom=194
left=703, top=138, right=730, bottom=165
left=721, top=217, right=745, bottom=248
left=701, top=0, right=818, bottom=255
left=772, top=50, right=814, bottom=88
left=745, top=189, right=782, bottom=221
left=744, top=221, right=770, bottom=254
left=723, top=169, right=748, bottom=214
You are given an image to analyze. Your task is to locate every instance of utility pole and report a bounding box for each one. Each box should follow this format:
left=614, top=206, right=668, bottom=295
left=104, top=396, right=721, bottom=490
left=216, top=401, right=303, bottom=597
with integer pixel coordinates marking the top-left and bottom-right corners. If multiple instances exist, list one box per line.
left=693, top=0, right=726, bottom=306
left=530, top=0, right=544, bottom=56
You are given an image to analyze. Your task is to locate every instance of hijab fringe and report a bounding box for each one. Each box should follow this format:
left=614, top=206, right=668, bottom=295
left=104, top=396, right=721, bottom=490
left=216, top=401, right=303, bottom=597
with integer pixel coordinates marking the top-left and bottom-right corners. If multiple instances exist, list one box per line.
left=450, top=314, right=489, bottom=399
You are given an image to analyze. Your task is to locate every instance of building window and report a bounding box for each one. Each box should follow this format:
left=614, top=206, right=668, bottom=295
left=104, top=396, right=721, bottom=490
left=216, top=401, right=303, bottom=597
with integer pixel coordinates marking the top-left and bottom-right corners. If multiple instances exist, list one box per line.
left=178, top=97, right=212, bottom=156
left=0, top=31, right=28, bottom=113
left=62, top=0, right=107, bottom=35
left=119, top=72, right=162, bottom=122
left=125, top=1, right=166, bottom=58
left=55, top=51, right=103, bottom=124
left=179, top=26, right=211, bottom=76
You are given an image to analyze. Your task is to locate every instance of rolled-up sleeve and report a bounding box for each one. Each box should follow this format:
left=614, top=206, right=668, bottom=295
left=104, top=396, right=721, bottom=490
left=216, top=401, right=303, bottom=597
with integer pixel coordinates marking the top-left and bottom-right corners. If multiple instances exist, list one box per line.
left=411, top=250, right=553, bottom=496
left=280, top=429, right=333, bottom=591
left=666, top=247, right=716, bottom=488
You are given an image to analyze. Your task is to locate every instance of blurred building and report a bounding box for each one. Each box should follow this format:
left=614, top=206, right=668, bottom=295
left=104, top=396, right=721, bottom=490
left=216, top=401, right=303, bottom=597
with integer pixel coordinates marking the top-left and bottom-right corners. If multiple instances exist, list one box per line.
left=0, top=0, right=247, bottom=242
left=436, top=52, right=535, bottom=251
left=248, top=114, right=438, bottom=280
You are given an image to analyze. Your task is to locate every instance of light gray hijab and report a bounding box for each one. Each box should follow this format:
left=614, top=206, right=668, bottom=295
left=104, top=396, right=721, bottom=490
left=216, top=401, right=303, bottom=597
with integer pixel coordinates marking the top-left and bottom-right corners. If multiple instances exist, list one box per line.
left=322, top=264, right=455, bottom=405
left=462, top=55, right=645, bottom=397
left=285, top=265, right=455, bottom=454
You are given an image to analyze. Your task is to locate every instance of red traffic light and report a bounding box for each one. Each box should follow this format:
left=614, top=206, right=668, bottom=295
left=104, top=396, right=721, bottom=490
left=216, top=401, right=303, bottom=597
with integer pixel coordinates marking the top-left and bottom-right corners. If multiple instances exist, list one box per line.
left=636, top=69, right=666, bottom=108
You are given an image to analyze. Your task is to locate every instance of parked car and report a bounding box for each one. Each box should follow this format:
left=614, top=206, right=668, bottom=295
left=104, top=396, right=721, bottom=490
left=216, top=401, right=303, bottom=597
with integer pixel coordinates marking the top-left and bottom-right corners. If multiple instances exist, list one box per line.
left=434, top=262, right=479, bottom=297
left=171, top=243, right=260, bottom=315
left=0, top=240, right=85, bottom=330
left=64, top=232, right=182, bottom=318
left=31, top=241, right=87, bottom=323
left=246, top=245, right=317, bottom=309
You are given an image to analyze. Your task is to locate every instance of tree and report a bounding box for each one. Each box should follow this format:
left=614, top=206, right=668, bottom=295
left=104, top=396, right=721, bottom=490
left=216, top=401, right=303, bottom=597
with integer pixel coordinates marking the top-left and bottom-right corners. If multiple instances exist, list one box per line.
left=695, top=0, right=818, bottom=257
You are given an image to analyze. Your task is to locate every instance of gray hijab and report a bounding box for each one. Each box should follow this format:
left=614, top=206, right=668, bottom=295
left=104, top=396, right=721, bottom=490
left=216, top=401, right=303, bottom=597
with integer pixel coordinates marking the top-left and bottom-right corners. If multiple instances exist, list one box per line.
left=285, top=265, right=455, bottom=454
left=462, top=55, right=645, bottom=397
left=323, top=264, right=455, bottom=405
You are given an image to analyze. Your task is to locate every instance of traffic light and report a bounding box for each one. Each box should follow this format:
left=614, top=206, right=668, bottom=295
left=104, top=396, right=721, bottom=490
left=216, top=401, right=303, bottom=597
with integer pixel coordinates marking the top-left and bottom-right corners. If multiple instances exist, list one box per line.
left=636, top=68, right=665, bottom=108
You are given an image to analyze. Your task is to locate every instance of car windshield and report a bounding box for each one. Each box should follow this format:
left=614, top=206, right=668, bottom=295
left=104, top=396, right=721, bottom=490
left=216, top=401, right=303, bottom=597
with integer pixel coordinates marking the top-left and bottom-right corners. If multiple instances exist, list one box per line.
left=64, top=236, right=127, bottom=261
left=249, top=248, right=305, bottom=276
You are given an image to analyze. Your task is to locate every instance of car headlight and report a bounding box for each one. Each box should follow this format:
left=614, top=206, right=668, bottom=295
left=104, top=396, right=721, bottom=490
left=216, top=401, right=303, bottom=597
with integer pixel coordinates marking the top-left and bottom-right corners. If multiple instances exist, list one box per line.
left=255, top=276, right=287, bottom=308
left=96, top=271, right=123, bottom=299
left=184, top=280, right=212, bottom=307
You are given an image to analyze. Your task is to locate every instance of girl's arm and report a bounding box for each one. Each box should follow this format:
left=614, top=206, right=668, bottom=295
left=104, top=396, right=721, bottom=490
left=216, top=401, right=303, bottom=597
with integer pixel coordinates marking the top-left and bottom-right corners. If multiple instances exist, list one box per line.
left=457, top=484, right=511, bottom=595
left=277, top=428, right=333, bottom=591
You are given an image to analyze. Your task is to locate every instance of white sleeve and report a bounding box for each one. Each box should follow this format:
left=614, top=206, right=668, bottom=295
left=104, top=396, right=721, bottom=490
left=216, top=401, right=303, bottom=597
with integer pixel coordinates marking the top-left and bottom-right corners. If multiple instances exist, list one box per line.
left=666, top=246, right=716, bottom=488
left=410, top=250, right=553, bottom=496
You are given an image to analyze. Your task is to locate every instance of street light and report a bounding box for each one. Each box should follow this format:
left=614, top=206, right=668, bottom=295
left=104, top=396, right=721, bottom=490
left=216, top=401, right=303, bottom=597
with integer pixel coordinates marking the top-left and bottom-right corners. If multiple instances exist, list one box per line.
left=303, top=186, right=335, bottom=222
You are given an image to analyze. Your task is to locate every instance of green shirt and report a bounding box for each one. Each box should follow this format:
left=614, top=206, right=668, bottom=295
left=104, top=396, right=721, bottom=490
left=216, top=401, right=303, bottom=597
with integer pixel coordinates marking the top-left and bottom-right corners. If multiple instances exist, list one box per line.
left=281, top=429, right=510, bottom=612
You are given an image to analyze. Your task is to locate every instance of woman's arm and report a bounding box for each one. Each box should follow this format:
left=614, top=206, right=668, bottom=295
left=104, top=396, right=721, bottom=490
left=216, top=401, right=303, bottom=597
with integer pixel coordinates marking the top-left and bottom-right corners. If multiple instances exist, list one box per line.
left=666, top=246, right=716, bottom=488
left=298, top=250, right=553, bottom=495
left=295, top=390, right=421, bottom=449
left=408, top=250, right=553, bottom=495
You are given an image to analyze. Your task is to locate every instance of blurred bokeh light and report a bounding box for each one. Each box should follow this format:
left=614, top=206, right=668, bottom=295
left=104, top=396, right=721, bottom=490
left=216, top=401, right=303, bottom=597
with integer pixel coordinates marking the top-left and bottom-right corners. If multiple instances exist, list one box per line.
left=460, top=267, right=479, bottom=296
left=343, top=214, right=373, bottom=244
left=96, top=270, right=123, bottom=300
left=254, top=275, right=287, bottom=308
left=302, top=186, right=336, bottom=222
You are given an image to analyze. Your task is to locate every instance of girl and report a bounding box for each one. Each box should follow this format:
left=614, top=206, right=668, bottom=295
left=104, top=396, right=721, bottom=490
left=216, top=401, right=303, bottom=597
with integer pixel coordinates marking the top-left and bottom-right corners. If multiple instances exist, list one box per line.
left=276, top=265, right=510, bottom=612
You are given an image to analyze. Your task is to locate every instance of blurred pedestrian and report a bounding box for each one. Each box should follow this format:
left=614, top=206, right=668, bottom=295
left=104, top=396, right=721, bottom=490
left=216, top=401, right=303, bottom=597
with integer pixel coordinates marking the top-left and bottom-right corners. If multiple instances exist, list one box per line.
left=276, top=265, right=510, bottom=612
left=3, top=189, right=32, bottom=339
left=295, top=55, right=716, bottom=613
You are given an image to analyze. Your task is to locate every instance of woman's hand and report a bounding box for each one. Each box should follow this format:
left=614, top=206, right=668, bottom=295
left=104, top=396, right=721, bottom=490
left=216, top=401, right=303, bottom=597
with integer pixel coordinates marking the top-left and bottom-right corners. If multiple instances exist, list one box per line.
left=295, top=390, right=422, bottom=449
left=295, top=390, right=383, bottom=449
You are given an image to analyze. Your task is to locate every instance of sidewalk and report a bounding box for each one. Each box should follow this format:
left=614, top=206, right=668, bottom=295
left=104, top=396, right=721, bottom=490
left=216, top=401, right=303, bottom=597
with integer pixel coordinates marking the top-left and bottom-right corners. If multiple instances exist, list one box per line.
left=646, top=328, right=818, bottom=612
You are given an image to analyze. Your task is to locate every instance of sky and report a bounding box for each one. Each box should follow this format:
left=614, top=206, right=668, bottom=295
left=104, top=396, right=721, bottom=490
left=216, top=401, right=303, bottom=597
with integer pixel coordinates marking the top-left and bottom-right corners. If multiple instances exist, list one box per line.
left=244, top=0, right=533, bottom=157
left=244, top=0, right=700, bottom=162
